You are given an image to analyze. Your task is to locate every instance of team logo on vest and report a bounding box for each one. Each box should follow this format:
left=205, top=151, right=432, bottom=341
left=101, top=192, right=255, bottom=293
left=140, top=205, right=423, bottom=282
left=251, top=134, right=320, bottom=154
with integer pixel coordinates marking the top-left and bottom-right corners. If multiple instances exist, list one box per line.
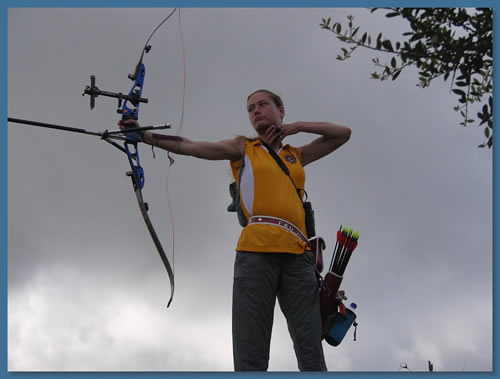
left=285, top=155, right=297, bottom=164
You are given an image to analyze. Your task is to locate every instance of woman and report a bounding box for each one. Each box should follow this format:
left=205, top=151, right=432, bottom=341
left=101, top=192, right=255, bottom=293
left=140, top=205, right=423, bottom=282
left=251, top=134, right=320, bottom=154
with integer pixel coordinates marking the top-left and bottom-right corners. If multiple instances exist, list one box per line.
left=121, top=89, right=351, bottom=371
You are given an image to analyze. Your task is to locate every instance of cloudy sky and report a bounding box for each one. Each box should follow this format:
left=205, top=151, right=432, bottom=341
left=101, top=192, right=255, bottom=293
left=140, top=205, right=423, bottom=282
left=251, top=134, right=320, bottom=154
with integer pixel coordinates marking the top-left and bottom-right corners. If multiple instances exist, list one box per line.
left=5, top=5, right=494, bottom=376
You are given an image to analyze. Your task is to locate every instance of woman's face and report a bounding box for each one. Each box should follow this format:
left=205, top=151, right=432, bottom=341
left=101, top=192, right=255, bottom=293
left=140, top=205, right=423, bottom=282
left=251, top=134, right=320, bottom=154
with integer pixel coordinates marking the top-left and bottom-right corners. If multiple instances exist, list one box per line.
left=247, top=92, right=284, bottom=134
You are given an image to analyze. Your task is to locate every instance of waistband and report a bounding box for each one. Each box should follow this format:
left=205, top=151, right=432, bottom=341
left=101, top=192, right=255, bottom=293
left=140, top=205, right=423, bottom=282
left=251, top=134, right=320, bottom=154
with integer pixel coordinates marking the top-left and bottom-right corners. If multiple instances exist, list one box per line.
left=247, top=215, right=308, bottom=242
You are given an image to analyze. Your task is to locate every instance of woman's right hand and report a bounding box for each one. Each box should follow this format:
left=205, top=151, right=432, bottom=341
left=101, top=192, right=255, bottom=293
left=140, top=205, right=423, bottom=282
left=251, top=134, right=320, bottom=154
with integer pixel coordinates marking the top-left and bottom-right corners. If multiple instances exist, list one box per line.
left=264, top=123, right=284, bottom=146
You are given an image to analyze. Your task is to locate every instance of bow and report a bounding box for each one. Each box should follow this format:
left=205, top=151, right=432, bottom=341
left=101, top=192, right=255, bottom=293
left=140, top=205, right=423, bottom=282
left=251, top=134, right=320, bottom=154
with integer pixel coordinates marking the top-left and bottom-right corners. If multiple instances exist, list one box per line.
left=9, top=9, right=180, bottom=308
left=82, top=9, right=179, bottom=307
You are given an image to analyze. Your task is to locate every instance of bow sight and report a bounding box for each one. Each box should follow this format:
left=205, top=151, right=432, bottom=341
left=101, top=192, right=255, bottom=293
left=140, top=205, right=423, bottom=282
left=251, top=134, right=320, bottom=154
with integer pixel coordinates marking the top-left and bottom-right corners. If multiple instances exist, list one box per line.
left=83, top=64, right=148, bottom=120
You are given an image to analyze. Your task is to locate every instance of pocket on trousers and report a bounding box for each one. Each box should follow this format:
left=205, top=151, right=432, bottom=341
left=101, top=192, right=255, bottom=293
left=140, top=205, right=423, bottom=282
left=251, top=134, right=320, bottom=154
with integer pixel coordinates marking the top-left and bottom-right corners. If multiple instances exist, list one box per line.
left=233, top=252, right=259, bottom=314
left=302, top=250, right=316, bottom=266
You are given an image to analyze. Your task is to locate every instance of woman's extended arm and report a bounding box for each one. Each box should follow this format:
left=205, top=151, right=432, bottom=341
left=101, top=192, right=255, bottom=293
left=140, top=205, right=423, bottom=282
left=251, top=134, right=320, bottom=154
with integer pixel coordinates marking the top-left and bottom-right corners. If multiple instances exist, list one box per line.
left=143, top=131, right=243, bottom=161
left=119, top=120, right=244, bottom=161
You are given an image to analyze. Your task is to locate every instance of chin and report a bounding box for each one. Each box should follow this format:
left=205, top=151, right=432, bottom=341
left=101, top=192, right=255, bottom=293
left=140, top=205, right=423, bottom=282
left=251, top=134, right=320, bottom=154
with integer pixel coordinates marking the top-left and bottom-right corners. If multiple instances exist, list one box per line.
left=254, top=122, right=270, bottom=133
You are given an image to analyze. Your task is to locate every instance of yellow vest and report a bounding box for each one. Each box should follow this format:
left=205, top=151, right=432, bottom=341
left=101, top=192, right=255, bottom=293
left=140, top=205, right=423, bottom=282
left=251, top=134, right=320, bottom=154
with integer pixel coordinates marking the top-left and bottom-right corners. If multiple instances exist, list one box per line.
left=230, top=139, right=308, bottom=254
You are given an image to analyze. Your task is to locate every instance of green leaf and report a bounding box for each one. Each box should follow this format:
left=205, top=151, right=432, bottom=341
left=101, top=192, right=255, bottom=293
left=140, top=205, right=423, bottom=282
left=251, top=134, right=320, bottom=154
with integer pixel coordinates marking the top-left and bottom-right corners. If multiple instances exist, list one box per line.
left=336, top=23, right=342, bottom=33
left=382, top=39, right=393, bottom=51
left=391, top=57, right=397, bottom=68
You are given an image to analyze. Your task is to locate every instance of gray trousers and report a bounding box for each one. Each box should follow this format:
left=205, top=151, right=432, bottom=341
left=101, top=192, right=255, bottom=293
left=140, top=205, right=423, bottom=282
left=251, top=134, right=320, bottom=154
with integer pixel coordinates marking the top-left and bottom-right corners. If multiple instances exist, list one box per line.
left=232, top=250, right=327, bottom=371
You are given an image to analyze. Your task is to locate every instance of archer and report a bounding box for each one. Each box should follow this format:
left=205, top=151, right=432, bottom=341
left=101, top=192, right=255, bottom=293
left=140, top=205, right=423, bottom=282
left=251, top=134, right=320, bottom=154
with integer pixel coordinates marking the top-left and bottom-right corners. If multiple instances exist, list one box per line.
left=120, top=89, right=351, bottom=371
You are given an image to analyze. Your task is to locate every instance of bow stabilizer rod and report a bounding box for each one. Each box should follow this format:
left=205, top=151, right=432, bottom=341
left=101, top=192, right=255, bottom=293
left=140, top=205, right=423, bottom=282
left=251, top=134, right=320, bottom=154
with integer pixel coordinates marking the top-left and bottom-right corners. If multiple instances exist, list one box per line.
left=8, top=117, right=170, bottom=140
left=8, top=117, right=170, bottom=154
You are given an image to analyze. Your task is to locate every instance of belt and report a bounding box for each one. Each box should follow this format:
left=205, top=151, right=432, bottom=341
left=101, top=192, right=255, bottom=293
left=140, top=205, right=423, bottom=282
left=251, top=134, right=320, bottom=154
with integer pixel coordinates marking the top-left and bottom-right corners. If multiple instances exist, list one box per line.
left=247, top=215, right=308, bottom=242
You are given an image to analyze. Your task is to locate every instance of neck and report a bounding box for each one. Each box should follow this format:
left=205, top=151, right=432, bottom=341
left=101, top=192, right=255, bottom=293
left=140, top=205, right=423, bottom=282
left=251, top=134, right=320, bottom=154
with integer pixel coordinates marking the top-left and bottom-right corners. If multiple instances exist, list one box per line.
left=259, top=136, right=281, bottom=152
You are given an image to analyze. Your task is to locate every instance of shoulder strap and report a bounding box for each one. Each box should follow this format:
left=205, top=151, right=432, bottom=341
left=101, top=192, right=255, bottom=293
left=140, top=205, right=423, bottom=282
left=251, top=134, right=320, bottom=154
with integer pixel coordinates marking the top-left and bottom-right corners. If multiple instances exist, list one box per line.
left=260, top=140, right=290, bottom=175
left=260, top=140, right=306, bottom=201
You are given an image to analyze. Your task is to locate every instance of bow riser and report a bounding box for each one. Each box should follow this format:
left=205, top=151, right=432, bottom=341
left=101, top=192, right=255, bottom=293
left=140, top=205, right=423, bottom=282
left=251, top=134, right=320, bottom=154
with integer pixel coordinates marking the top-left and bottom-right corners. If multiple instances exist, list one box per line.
left=120, top=63, right=146, bottom=121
